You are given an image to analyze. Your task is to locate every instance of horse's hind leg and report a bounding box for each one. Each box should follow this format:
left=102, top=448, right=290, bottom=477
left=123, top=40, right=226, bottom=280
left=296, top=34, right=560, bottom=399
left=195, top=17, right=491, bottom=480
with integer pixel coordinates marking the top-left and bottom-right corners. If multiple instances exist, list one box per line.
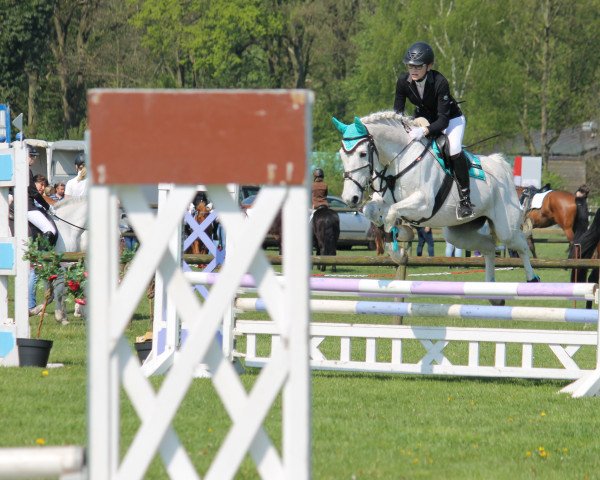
left=504, top=231, right=540, bottom=282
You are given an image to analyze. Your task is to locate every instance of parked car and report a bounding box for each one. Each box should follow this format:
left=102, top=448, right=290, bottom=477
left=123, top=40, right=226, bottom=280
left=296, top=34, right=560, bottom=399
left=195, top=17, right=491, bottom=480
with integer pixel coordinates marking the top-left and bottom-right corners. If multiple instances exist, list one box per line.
left=242, top=192, right=375, bottom=250
left=325, top=196, right=375, bottom=249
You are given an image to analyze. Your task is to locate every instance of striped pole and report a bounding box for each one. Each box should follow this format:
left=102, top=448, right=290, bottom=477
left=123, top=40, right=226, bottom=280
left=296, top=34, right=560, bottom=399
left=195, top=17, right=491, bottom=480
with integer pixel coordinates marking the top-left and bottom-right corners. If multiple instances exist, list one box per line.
left=235, top=298, right=598, bottom=324
left=186, top=272, right=598, bottom=301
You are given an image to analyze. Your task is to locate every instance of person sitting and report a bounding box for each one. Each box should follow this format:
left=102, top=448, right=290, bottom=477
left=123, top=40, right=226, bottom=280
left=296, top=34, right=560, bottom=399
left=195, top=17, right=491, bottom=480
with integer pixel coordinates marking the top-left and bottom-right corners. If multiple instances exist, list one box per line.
left=394, top=41, right=474, bottom=220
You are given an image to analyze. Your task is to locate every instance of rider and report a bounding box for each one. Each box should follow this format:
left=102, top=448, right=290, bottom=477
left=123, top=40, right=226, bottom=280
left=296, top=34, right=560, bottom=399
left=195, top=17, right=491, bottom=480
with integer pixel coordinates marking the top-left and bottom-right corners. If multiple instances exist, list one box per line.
left=393, top=41, right=475, bottom=220
left=27, top=147, right=58, bottom=246
left=65, top=152, right=88, bottom=198
left=312, top=168, right=329, bottom=210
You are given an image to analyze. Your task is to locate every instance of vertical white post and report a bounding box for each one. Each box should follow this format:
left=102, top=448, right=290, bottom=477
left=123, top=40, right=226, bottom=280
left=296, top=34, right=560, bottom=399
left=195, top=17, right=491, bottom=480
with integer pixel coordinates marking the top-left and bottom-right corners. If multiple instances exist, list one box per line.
left=88, top=185, right=119, bottom=479
left=282, top=186, right=311, bottom=479
left=14, top=146, right=29, bottom=339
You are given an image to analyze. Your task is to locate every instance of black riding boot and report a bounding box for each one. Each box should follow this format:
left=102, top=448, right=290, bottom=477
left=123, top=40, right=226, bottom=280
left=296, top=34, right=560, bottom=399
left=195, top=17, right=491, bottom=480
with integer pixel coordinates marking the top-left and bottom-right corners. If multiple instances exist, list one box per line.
left=450, top=151, right=475, bottom=219
left=42, top=231, right=58, bottom=248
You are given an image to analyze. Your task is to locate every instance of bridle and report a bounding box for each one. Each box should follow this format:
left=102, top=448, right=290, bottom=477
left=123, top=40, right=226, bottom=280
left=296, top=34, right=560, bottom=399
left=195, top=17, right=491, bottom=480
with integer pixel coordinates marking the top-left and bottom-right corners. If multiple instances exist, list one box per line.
left=341, top=134, right=378, bottom=195
left=341, top=120, right=431, bottom=203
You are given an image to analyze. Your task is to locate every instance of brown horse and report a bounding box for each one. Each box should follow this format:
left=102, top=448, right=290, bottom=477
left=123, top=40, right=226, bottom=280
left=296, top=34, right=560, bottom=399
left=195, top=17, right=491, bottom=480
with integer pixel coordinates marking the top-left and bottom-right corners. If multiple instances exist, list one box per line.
left=186, top=201, right=213, bottom=255
left=517, top=188, right=585, bottom=242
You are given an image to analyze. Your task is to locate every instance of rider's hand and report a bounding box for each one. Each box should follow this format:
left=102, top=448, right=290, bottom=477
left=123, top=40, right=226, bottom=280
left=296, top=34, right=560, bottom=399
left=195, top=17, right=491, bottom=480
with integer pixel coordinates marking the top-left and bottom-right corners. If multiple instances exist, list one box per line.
left=409, top=127, right=426, bottom=141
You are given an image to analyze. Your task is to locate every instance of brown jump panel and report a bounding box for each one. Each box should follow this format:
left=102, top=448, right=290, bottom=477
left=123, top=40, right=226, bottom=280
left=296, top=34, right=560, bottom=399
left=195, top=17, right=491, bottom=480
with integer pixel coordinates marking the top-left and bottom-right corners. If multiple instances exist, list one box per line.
left=87, top=89, right=312, bottom=185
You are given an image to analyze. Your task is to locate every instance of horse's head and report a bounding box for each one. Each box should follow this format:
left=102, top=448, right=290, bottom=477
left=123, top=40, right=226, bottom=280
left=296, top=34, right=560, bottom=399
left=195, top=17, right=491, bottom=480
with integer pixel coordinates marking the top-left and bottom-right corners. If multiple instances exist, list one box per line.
left=332, top=116, right=376, bottom=207
left=333, top=112, right=414, bottom=208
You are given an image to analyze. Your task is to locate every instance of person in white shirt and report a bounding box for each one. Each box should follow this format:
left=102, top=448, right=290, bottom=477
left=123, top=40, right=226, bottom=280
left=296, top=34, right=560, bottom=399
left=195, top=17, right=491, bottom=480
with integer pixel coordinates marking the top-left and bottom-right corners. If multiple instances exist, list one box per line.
left=65, top=153, right=88, bottom=197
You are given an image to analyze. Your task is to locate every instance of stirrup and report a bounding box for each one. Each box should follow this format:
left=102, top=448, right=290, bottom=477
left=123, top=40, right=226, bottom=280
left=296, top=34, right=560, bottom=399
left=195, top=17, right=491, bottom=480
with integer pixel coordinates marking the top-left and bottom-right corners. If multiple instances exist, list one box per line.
left=456, top=201, right=475, bottom=220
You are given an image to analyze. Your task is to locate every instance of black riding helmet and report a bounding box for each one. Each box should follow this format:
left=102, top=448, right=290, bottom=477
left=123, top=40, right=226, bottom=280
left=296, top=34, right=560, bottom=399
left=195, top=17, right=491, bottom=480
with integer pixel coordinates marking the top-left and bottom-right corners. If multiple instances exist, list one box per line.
left=313, top=168, right=324, bottom=179
left=75, top=152, right=85, bottom=167
left=403, top=42, right=434, bottom=66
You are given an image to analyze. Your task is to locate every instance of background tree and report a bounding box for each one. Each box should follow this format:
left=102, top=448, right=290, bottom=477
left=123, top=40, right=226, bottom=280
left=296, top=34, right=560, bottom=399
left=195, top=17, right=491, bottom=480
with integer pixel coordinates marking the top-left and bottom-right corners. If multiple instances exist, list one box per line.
left=0, top=0, right=55, bottom=137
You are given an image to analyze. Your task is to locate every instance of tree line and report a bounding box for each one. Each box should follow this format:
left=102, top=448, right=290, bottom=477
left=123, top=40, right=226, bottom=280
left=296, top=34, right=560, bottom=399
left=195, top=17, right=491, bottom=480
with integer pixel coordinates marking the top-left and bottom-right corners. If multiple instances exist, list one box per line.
left=1, top=0, right=598, bottom=172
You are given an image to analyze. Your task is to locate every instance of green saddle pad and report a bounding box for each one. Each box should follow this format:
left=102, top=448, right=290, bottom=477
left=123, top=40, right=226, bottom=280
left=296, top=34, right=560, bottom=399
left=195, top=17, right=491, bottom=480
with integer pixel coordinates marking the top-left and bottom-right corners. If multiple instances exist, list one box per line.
left=431, top=141, right=486, bottom=181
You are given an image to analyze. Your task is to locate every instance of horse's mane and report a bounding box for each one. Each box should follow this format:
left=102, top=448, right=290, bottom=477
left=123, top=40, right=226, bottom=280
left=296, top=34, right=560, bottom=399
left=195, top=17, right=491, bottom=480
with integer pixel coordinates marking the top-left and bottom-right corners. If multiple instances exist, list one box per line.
left=360, top=111, right=417, bottom=127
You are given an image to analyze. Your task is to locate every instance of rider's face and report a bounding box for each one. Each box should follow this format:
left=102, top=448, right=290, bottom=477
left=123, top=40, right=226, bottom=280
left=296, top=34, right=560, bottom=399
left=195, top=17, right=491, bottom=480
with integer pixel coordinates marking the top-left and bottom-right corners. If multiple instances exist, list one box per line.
left=407, top=64, right=430, bottom=81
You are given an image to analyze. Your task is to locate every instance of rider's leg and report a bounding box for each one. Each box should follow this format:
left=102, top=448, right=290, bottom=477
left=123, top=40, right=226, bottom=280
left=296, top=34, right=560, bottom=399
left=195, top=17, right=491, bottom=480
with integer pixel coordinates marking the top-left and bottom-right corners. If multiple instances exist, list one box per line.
left=445, top=115, right=474, bottom=219
left=28, top=209, right=57, bottom=245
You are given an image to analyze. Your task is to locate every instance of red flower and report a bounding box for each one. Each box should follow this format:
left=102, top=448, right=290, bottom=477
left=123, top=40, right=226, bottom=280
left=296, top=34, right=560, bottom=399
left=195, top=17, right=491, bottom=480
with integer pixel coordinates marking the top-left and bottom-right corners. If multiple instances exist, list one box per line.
left=48, top=274, right=58, bottom=281
left=74, top=298, right=86, bottom=305
left=83, top=271, right=88, bottom=278
left=67, top=280, right=80, bottom=292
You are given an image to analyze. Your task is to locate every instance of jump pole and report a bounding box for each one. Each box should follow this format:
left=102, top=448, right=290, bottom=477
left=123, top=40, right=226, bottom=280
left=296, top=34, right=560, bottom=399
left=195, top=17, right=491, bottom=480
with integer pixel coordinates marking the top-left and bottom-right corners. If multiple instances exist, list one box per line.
left=87, top=89, right=313, bottom=479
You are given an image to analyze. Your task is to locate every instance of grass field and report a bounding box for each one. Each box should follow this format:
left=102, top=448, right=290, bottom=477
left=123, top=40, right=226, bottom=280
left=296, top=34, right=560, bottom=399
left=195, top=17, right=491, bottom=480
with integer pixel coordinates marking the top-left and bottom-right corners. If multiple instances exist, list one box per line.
left=3, top=233, right=600, bottom=479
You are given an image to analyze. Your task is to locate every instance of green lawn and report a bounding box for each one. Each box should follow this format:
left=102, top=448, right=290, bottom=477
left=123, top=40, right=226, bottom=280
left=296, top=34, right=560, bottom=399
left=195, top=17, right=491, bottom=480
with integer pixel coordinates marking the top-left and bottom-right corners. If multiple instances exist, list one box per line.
left=2, top=235, right=599, bottom=479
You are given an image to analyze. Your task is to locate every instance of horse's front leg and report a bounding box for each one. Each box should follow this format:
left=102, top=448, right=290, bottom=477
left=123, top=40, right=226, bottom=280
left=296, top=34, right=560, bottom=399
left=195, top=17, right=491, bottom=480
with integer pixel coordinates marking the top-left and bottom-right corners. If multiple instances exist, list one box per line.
left=363, top=195, right=389, bottom=227
left=384, top=191, right=432, bottom=232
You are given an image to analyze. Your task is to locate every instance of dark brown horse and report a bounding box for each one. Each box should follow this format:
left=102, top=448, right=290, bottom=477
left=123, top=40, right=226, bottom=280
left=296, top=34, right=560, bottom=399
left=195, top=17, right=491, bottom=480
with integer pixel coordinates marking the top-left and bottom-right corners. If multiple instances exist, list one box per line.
left=312, top=207, right=340, bottom=272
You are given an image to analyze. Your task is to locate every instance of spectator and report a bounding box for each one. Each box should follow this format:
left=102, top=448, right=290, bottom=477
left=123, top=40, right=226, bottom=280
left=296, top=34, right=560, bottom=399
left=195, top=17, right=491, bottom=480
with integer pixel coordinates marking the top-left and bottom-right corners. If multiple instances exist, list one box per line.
left=51, top=182, right=66, bottom=201
left=445, top=241, right=463, bottom=258
left=416, top=226, right=434, bottom=257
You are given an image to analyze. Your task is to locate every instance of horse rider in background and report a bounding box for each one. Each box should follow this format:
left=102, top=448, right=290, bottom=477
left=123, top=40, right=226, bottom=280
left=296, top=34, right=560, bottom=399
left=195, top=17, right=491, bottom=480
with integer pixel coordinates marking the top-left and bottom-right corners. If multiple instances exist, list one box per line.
left=27, top=147, right=58, bottom=246
left=65, top=152, right=88, bottom=198
left=312, top=168, right=329, bottom=210
left=393, top=41, right=475, bottom=220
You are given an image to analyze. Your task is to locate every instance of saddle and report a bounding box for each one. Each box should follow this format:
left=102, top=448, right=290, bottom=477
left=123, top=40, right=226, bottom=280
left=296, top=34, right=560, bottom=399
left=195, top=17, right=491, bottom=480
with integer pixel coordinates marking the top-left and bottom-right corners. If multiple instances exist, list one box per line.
left=519, top=183, right=551, bottom=210
left=433, top=134, right=452, bottom=168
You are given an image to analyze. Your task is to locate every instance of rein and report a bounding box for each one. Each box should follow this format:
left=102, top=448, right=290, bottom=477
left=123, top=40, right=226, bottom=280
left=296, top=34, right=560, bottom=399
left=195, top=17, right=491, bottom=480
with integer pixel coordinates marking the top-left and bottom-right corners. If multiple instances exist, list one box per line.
left=50, top=211, right=86, bottom=231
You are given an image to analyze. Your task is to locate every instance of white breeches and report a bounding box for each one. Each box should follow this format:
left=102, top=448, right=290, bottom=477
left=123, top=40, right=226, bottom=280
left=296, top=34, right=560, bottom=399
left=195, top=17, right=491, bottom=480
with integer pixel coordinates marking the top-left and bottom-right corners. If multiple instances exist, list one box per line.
left=445, top=115, right=466, bottom=156
left=28, top=209, right=57, bottom=235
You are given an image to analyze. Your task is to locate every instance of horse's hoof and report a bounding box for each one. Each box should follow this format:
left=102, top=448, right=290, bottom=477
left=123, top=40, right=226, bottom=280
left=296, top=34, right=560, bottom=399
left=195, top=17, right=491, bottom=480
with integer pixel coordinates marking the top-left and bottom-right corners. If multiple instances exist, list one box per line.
left=489, top=299, right=506, bottom=306
left=527, top=275, right=541, bottom=283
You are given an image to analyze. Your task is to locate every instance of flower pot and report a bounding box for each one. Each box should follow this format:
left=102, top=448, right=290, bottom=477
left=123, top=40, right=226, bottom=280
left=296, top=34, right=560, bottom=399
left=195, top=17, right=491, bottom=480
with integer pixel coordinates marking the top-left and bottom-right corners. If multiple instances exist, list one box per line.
left=134, top=340, right=153, bottom=363
left=17, top=338, right=53, bottom=368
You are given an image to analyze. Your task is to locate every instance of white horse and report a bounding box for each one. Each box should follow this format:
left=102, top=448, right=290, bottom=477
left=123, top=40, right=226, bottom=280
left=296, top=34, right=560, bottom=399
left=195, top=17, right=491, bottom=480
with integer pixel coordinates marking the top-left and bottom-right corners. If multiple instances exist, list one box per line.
left=333, top=112, right=539, bottom=284
left=50, top=197, right=87, bottom=322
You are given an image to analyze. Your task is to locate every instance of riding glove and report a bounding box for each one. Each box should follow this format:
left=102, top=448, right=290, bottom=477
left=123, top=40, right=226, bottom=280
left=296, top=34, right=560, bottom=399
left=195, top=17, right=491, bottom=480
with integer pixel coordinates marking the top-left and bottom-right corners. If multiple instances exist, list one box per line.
left=408, top=127, right=426, bottom=141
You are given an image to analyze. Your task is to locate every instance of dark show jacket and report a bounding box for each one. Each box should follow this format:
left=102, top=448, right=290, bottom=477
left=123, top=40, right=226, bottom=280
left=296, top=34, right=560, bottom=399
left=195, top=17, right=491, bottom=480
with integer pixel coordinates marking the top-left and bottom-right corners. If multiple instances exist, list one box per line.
left=28, top=169, right=50, bottom=211
left=393, top=70, right=462, bottom=136
left=312, top=181, right=329, bottom=209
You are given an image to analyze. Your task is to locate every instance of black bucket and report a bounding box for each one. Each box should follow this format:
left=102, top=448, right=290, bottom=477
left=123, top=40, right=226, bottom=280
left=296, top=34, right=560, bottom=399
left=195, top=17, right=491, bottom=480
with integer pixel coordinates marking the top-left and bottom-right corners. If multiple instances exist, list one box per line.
left=134, top=340, right=153, bottom=363
left=17, top=338, right=53, bottom=367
